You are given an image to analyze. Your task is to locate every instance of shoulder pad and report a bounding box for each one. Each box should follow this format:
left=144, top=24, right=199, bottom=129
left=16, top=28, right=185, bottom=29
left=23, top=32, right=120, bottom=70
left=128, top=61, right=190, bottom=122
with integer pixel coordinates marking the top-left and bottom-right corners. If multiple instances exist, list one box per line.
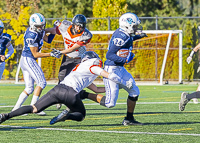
left=79, top=28, right=92, bottom=43
left=59, top=20, right=72, bottom=32
left=112, top=29, right=130, bottom=46
left=93, top=59, right=103, bottom=68
left=2, top=33, right=11, bottom=41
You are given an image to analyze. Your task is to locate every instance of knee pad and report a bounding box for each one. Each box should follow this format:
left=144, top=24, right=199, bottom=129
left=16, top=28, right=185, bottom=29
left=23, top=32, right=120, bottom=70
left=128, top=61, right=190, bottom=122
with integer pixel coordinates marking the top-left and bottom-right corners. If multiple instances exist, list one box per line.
left=25, top=86, right=34, bottom=95
left=128, top=96, right=138, bottom=101
left=38, top=81, right=47, bottom=89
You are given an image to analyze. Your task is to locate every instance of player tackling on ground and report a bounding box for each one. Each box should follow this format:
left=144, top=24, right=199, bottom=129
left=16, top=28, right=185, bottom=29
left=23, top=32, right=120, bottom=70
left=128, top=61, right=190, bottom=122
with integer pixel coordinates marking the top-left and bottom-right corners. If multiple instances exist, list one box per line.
left=12, top=13, right=61, bottom=115
left=0, top=51, right=133, bottom=124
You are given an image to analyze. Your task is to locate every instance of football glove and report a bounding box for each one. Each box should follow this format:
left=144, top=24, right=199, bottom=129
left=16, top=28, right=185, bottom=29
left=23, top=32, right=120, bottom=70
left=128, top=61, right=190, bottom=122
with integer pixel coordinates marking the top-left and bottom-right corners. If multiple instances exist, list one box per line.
left=126, top=52, right=135, bottom=63
left=50, top=48, right=62, bottom=58
left=140, top=33, right=148, bottom=38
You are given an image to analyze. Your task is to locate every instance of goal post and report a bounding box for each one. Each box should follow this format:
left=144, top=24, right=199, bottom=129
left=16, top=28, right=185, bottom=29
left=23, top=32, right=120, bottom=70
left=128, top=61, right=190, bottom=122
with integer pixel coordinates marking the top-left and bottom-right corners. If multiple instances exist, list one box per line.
left=15, top=30, right=182, bottom=85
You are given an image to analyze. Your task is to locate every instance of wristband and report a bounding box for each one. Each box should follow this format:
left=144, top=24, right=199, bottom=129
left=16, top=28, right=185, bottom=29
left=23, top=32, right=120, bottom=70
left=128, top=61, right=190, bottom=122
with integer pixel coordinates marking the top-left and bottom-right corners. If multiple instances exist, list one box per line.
left=190, top=50, right=195, bottom=57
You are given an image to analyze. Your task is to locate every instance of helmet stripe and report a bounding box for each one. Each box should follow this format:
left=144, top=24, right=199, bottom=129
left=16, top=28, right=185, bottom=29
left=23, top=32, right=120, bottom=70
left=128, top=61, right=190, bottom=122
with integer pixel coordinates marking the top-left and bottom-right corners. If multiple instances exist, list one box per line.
left=36, top=13, right=43, bottom=22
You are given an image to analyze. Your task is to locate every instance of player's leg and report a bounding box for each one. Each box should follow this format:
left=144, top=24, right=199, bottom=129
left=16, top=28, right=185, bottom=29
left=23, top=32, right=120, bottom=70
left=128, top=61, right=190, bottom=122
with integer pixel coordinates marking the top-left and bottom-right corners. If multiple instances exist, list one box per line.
left=0, top=61, right=5, bottom=80
left=192, top=85, right=200, bottom=104
left=12, top=59, right=34, bottom=111
left=120, top=68, right=142, bottom=125
left=23, top=57, right=47, bottom=115
left=179, top=91, right=200, bottom=111
left=50, top=85, right=86, bottom=125
left=0, top=85, right=60, bottom=124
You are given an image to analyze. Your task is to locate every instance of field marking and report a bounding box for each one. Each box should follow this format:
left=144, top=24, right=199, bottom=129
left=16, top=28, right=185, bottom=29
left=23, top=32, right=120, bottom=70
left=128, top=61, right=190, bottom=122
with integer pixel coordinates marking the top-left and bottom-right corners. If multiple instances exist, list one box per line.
left=0, top=125, right=200, bottom=136
left=0, top=101, right=198, bottom=108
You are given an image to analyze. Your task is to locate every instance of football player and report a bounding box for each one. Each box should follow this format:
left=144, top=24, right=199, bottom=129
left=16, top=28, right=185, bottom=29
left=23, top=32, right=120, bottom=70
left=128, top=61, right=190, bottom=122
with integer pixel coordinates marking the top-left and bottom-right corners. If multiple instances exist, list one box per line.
left=100, top=13, right=147, bottom=125
left=0, top=20, right=14, bottom=80
left=0, top=51, right=133, bottom=124
left=12, top=13, right=61, bottom=115
left=45, top=14, right=94, bottom=109
left=186, top=42, right=200, bottom=104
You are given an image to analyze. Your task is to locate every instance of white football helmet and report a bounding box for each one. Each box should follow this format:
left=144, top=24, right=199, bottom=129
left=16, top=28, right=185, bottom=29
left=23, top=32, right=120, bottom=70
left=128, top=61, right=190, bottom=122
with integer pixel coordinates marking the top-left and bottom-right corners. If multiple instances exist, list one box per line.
left=0, top=20, right=4, bottom=35
left=29, top=13, right=46, bottom=33
left=119, top=13, right=141, bottom=35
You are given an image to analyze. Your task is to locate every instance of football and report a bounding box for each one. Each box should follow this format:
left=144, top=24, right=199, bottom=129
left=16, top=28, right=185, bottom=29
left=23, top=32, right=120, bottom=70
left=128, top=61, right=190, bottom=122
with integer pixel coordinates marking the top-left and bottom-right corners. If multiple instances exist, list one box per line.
left=116, top=49, right=129, bottom=58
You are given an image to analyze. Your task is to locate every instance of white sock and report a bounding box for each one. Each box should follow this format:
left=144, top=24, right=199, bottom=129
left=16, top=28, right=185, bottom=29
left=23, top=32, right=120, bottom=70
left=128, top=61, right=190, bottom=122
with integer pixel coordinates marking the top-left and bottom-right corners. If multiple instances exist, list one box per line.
left=30, top=95, right=39, bottom=105
left=12, top=92, right=28, bottom=111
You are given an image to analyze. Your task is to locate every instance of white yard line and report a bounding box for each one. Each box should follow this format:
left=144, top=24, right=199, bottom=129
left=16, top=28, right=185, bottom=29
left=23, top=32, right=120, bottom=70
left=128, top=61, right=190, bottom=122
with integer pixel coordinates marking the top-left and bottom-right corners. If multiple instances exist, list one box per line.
left=0, top=102, right=183, bottom=108
left=0, top=125, right=200, bottom=136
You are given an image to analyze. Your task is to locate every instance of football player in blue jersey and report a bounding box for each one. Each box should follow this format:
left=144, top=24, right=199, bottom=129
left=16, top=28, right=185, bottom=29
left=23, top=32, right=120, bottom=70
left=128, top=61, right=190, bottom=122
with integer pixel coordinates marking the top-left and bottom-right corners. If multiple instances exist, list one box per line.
left=12, top=13, right=61, bottom=116
left=98, top=13, right=147, bottom=125
left=0, top=20, right=14, bottom=80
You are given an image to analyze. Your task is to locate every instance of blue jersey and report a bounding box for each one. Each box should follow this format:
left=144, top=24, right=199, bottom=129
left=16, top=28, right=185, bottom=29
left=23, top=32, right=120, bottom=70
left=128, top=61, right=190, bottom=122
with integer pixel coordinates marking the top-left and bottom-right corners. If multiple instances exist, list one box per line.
left=104, top=28, right=142, bottom=66
left=0, top=33, right=11, bottom=55
left=22, top=27, right=45, bottom=60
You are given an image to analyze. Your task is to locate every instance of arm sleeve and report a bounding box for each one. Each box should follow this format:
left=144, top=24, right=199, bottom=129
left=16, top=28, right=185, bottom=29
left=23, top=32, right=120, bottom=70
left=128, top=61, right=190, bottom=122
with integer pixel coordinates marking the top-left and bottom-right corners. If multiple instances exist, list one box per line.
left=90, top=66, right=104, bottom=75
left=5, top=43, right=14, bottom=59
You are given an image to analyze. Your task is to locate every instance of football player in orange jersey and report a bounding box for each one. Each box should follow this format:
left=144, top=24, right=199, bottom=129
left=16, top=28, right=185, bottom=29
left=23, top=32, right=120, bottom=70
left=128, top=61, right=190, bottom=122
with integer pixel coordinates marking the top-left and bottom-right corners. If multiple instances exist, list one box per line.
left=45, top=14, right=95, bottom=109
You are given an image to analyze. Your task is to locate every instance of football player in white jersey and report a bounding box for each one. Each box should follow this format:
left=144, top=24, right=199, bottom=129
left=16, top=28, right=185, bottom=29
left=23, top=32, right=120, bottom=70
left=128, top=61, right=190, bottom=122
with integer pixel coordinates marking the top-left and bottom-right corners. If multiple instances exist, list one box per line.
left=45, top=14, right=94, bottom=109
left=0, top=51, right=133, bottom=124
left=0, top=20, right=14, bottom=80
left=12, top=13, right=61, bottom=115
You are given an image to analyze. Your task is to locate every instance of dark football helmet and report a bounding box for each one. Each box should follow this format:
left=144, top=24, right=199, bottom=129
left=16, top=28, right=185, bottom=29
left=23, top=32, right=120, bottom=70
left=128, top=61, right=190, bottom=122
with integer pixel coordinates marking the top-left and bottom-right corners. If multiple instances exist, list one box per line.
left=72, top=14, right=87, bottom=34
left=81, top=51, right=100, bottom=62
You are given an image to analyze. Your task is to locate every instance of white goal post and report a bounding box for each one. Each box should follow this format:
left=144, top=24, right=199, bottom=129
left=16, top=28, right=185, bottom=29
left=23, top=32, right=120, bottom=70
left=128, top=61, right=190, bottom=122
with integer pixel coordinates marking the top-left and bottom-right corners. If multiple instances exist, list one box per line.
left=15, top=30, right=182, bottom=85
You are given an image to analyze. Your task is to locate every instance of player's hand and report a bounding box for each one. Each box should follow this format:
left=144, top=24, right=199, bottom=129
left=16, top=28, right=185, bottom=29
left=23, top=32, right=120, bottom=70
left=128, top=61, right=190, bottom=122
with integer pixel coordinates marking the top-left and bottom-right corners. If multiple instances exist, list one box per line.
left=0, top=55, right=6, bottom=62
left=186, top=56, right=192, bottom=64
left=126, top=52, right=135, bottom=63
left=50, top=49, right=62, bottom=58
left=140, top=33, right=148, bottom=38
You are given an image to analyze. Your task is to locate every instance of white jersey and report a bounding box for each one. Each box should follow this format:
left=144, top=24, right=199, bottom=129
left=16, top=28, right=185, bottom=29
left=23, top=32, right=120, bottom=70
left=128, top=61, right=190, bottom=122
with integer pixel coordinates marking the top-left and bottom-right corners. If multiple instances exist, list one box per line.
left=57, top=20, right=92, bottom=58
left=60, top=58, right=103, bottom=93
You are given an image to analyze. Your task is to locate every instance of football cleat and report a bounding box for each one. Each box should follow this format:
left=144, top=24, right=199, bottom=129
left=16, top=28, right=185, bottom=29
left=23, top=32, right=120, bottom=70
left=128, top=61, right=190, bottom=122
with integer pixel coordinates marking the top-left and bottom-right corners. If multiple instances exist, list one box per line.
left=122, top=117, right=143, bottom=126
left=50, top=109, right=69, bottom=125
left=36, top=111, right=46, bottom=116
left=56, top=104, right=62, bottom=110
left=0, top=113, right=8, bottom=124
left=179, top=92, right=190, bottom=111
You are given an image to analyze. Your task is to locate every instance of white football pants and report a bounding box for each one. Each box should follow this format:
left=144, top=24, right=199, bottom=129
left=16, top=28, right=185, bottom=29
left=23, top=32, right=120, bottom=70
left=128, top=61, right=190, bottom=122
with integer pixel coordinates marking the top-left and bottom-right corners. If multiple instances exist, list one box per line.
left=0, top=61, right=5, bottom=80
left=103, top=65, right=140, bottom=108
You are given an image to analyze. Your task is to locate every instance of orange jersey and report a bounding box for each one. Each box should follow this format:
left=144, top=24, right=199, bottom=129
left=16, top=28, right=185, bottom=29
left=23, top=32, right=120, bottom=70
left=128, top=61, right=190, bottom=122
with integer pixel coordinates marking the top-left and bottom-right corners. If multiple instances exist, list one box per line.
left=56, top=20, right=92, bottom=57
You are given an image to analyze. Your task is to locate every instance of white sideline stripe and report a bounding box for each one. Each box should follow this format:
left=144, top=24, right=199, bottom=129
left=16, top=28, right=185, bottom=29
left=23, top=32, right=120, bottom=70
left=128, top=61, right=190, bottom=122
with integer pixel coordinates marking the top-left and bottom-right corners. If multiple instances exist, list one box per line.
left=0, top=102, right=191, bottom=108
left=0, top=125, right=199, bottom=136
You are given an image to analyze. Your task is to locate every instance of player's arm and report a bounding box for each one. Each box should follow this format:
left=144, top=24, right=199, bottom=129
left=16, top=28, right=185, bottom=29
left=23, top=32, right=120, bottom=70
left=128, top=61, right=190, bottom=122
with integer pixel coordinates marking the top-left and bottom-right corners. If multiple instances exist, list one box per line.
left=60, top=43, right=82, bottom=54
left=90, top=65, right=133, bottom=89
left=87, top=83, right=105, bottom=93
left=187, top=43, right=200, bottom=64
left=30, top=46, right=51, bottom=58
left=5, top=42, right=14, bottom=60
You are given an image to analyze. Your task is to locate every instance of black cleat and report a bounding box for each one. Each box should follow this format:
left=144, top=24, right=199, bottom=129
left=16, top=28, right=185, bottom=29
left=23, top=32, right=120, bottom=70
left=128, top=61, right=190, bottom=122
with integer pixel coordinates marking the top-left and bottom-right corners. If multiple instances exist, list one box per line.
left=50, top=109, right=69, bottom=125
left=0, top=114, right=8, bottom=124
left=122, top=117, right=143, bottom=126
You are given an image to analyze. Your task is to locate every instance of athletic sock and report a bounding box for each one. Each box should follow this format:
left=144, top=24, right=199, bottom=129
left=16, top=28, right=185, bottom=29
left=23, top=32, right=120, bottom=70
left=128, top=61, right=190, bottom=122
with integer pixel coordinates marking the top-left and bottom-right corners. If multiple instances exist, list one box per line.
left=12, top=92, right=28, bottom=111
left=30, top=95, right=39, bottom=105
left=186, top=91, right=200, bottom=100
left=126, top=112, right=133, bottom=120
left=8, top=106, right=33, bottom=119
